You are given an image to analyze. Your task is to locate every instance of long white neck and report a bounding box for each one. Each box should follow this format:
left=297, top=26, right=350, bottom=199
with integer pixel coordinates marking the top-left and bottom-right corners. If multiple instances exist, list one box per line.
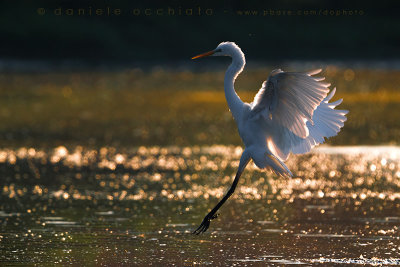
left=224, top=51, right=245, bottom=121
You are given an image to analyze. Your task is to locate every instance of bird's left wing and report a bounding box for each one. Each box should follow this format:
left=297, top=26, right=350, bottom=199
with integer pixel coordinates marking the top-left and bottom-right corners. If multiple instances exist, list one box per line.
left=291, top=88, right=348, bottom=154
left=250, top=69, right=331, bottom=160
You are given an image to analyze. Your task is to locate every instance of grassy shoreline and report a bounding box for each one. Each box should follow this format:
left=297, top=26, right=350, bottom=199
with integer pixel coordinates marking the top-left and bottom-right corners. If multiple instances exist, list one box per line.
left=0, top=67, right=399, bottom=148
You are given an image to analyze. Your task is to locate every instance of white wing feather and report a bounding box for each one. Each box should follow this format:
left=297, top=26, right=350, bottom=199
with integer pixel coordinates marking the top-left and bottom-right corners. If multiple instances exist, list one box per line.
left=291, top=88, right=348, bottom=154
left=251, top=69, right=330, bottom=138
left=250, top=69, right=347, bottom=161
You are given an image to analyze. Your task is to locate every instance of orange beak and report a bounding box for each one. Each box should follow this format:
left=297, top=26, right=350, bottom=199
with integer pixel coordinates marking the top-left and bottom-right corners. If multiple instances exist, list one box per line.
left=191, top=50, right=215, bottom=60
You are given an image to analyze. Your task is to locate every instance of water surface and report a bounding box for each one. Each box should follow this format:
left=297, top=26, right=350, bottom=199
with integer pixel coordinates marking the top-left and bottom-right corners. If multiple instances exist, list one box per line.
left=1, top=145, right=400, bottom=265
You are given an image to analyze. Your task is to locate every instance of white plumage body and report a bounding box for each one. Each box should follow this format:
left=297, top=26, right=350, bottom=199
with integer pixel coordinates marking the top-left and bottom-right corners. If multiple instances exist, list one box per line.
left=206, top=42, right=348, bottom=177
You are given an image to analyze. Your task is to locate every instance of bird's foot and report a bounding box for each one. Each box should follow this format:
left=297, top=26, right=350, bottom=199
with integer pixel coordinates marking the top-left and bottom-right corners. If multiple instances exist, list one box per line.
left=193, top=213, right=219, bottom=235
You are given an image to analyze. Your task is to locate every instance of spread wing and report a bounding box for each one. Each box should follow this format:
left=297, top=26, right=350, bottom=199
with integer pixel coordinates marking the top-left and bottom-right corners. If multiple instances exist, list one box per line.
left=291, top=88, right=348, bottom=154
left=250, top=69, right=347, bottom=161
left=251, top=69, right=330, bottom=138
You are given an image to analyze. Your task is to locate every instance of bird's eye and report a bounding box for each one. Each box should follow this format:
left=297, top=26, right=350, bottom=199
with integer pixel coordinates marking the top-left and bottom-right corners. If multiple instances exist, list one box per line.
left=215, top=49, right=222, bottom=52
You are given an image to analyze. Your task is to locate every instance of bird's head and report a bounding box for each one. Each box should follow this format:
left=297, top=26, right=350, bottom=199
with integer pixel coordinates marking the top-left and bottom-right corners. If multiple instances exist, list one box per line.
left=192, top=42, right=243, bottom=59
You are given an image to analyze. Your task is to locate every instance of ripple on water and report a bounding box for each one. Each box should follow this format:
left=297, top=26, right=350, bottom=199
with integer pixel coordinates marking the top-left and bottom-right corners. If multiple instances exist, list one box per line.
left=268, top=259, right=307, bottom=265
left=43, top=221, right=78, bottom=226
left=165, top=223, right=190, bottom=227
left=294, top=233, right=356, bottom=238
left=228, top=258, right=264, bottom=262
left=312, top=257, right=400, bottom=265
left=95, top=211, right=114, bottom=216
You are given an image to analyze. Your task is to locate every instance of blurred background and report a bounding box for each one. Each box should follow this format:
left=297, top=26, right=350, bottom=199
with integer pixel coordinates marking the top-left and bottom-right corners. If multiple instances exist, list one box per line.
left=0, top=0, right=399, bottom=148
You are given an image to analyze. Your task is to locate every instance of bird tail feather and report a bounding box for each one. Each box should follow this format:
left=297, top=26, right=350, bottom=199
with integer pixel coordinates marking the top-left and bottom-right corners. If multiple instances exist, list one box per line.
left=265, top=153, right=293, bottom=177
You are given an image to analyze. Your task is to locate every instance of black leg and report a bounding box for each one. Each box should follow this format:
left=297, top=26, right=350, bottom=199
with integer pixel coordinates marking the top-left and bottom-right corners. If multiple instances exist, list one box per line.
left=193, top=156, right=249, bottom=235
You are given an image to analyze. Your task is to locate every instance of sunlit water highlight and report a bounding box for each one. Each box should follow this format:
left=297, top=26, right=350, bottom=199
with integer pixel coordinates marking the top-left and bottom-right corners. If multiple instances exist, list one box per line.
left=0, top=145, right=400, bottom=265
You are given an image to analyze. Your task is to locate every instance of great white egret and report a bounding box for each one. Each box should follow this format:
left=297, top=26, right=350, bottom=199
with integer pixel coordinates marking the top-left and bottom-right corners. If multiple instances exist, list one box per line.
left=191, top=42, right=348, bottom=234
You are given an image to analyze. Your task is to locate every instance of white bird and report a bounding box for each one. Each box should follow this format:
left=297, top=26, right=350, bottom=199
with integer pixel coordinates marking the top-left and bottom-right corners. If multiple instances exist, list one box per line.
left=191, top=42, right=348, bottom=234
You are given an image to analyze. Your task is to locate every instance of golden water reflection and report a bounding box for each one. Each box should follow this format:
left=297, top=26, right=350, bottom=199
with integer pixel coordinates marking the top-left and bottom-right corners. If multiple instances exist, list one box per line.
left=1, top=145, right=400, bottom=265
left=1, top=145, right=400, bottom=202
